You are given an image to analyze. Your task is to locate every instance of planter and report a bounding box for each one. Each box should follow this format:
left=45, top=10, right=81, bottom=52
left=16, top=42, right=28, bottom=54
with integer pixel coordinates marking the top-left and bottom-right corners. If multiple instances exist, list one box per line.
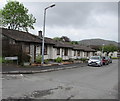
left=31, top=63, right=41, bottom=66
left=62, top=62, right=72, bottom=65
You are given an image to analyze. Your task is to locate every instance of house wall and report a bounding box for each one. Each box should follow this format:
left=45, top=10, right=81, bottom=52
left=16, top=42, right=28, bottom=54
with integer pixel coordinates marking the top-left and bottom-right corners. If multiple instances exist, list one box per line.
left=81, top=51, right=84, bottom=58
left=2, top=34, right=97, bottom=63
left=36, top=44, right=41, bottom=57
left=82, top=51, right=91, bottom=58
left=89, top=52, right=93, bottom=57
left=52, top=48, right=73, bottom=60
left=52, top=48, right=62, bottom=59
left=71, top=50, right=85, bottom=59
left=34, top=44, right=54, bottom=60
left=71, top=50, right=76, bottom=59
left=84, top=52, right=87, bottom=58
left=96, top=51, right=118, bottom=57
left=30, top=44, right=35, bottom=63
left=44, top=45, right=53, bottom=60
left=109, top=51, right=118, bottom=57
left=62, top=48, right=72, bottom=60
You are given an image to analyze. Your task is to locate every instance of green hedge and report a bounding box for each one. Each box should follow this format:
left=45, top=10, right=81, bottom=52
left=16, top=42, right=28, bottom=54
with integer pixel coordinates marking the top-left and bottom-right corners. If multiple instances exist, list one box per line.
left=55, top=57, right=63, bottom=63
left=112, top=57, right=120, bottom=59
left=80, top=58, right=88, bottom=62
left=0, top=57, right=14, bottom=63
left=36, top=55, right=42, bottom=63
left=44, top=59, right=49, bottom=64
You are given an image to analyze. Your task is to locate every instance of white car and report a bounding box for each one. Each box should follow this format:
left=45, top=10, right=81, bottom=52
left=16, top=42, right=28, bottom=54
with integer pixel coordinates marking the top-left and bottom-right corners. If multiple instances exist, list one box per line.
left=88, top=56, right=103, bottom=67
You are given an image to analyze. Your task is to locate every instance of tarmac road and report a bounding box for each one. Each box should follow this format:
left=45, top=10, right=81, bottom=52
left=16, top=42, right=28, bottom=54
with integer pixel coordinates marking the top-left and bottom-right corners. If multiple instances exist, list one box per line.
left=2, top=60, right=118, bottom=99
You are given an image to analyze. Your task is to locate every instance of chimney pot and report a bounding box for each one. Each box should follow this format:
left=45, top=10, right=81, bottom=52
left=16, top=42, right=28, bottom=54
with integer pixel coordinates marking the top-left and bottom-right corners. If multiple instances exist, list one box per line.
left=38, top=31, right=42, bottom=37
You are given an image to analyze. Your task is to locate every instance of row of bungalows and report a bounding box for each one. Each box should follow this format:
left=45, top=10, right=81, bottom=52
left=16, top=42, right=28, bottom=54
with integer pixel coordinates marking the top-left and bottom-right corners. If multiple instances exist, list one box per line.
left=1, top=28, right=96, bottom=63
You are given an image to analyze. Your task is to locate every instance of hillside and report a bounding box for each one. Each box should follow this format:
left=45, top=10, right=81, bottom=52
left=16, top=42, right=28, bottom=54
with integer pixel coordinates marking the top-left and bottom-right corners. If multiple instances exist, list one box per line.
left=79, top=39, right=118, bottom=46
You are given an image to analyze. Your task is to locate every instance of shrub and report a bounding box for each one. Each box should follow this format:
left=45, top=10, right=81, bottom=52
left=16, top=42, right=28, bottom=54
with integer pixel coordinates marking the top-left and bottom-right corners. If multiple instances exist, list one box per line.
left=80, top=58, right=88, bottom=62
left=22, top=53, right=31, bottom=62
left=112, top=57, right=120, bottom=59
left=44, top=59, right=49, bottom=64
left=0, top=57, right=13, bottom=63
left=68, top=58, right=74, bottom=62
left=55, top=57, right=63, bottom=63
left=36, top=55, right=42, bottom=63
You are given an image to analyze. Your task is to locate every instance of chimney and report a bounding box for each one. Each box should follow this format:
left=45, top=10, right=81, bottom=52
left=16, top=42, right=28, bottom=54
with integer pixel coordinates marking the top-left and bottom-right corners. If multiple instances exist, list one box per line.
left=38, top=31, right=42, bottom=38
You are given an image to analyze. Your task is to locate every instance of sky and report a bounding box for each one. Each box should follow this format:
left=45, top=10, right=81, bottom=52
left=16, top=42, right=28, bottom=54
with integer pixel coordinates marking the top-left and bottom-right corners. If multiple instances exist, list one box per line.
left=0, top=0, right=119, bottom=42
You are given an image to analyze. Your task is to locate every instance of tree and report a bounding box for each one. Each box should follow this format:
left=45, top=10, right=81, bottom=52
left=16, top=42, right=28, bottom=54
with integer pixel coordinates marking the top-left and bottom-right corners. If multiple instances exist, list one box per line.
left=1, top=1, right=36, bottom=32
left=71, top=41, right=79, bottom=45
left=60, top=36, right=71, bottom=42
left=53, top=37, right=61, bottom=41
left=100, top=44, right=118, bottom=54
left=53, top=36, right=71, bottom=42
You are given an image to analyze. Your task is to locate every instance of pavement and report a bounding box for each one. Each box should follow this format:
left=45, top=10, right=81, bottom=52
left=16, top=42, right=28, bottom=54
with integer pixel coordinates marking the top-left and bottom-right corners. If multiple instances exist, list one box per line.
left=1, top=62, right=87, bottom=74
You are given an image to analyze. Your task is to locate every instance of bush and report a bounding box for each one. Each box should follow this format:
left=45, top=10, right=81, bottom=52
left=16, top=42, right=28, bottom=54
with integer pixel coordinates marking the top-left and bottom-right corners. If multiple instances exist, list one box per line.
left=22, top=53, right=31, bottom=62
left=55, top=57, right=63, bottom=63
left=112, top=57, right=120, bottom=59
left=68, top=58, right=74, bottom=62
left=80, top=58, right=88, bottom=62
left=44, top=59, right=49, bottom=64
left=0, top=57, right=13, bottom=63
left=36, top=55, right=42, bottom=63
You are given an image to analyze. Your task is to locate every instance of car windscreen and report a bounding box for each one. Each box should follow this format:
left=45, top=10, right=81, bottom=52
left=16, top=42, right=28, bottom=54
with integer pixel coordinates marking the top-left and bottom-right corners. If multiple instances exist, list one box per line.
left=90, top=57, right=100, bottom=60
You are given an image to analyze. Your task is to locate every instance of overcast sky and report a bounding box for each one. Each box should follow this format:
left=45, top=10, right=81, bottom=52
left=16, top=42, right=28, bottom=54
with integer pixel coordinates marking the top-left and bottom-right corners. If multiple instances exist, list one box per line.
left=0, top=1, right=118, bottom=42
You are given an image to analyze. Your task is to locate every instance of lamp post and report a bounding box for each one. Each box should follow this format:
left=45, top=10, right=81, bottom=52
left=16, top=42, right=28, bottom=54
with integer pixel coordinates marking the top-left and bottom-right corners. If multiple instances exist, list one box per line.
left=102, top=44, right=105, bottom=56
left=41, top=4, right=55, bottom=65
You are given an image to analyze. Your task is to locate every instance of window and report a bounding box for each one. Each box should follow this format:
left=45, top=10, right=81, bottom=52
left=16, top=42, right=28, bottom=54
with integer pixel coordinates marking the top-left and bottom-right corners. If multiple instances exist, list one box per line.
left=57, top=48, right=60, bottom=55
left=41, top=45, right=47, bottom=55
left=44, top=45, right=47, bottom=55
left=9, top=39, right=15, bottom=44
left=74, top=51, right=76, bottom=56
left=64, top=48, right=68, bottom=56
left=36, top=45, right=40, bottom=55
left=87, top=52, right=89, bottom=57
left=77, top=51, right=80, bottom=56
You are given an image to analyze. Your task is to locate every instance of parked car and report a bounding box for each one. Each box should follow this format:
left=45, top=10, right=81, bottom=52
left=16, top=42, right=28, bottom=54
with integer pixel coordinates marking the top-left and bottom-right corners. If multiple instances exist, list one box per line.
left=102, top=56, right=109, bottom=65
left=88, top=56, right=103, bottom=67
left=108, top=56, right=112, bottom=63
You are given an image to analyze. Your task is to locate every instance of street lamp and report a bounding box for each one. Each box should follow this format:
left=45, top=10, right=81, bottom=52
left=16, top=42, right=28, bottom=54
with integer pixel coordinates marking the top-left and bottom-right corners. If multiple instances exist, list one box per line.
left=41, top=4, right=55, bottom=65
left=102, top=44, right=105, bottom=56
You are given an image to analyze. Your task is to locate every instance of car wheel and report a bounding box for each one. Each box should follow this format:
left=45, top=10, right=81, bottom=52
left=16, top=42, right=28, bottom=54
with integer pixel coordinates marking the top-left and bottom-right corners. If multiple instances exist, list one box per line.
left=98, top=64, right=101, bottom=67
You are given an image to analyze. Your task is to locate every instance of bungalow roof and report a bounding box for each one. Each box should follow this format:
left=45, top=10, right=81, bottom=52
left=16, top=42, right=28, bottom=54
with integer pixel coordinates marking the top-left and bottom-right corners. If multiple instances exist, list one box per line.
left=1, top=28, right=55, bottom=45
left=1, top=28, right=96, bottom=52
left=54, top=41, right=73, bottom=48
left=73, top=45, right=84, bottom=50
left=1, top=28, right=41, bottom=43
left=79, top=46, right=96, bottom=52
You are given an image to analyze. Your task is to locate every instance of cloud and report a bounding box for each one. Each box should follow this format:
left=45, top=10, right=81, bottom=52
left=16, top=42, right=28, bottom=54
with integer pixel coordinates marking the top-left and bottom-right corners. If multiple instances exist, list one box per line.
left=1, top=1, right=118, bottom=42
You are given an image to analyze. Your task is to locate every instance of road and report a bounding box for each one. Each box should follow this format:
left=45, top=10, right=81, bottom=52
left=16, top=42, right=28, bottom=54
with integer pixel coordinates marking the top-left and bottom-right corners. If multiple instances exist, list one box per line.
left=2, top=60, right=118, bottom=99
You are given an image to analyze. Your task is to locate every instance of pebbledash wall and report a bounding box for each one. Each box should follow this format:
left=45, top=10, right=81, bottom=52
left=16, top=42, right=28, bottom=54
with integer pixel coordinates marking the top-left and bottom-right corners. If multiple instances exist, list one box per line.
left=1, top=28, right=96, bottom=63
left=96, top=51, right=118, bottom=57
left=35, top=46, right=95, bottom=61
